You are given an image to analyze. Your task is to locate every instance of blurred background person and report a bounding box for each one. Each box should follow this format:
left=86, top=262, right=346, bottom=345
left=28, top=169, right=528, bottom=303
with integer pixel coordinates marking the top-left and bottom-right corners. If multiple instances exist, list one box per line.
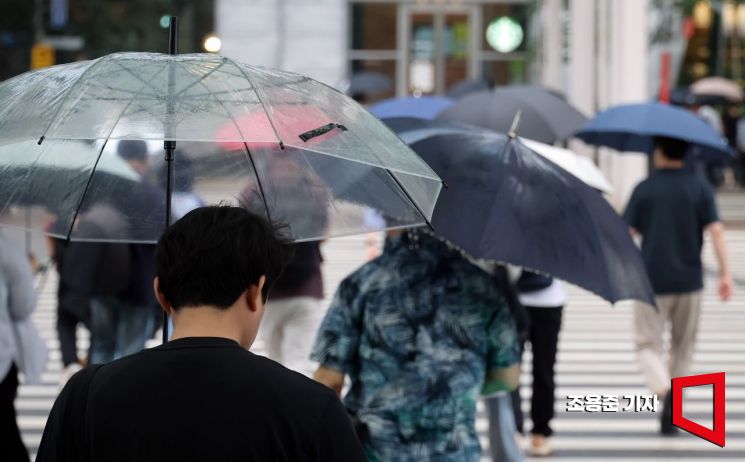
left=62, top=202, right=149, bottom=364
left=241, top=152, right=329, bottom=377
left=260, top=241, right=325, bottom=377
left=0, top=231, right=37, bottom=462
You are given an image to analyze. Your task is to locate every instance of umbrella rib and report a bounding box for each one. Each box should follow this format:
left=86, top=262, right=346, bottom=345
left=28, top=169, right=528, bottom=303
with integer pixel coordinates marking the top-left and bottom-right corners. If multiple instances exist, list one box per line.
left=225, top=57, right=286, bottom=149
left=38, top=54, right=115, bottom=143
left=63, top=76, right=149, bottom=240
left=170, top=59, right=252, bottom=142
left=65, top=138, right=110, bottom=241
left=242, top=142, right=274, bottom=225
left=384, top=168, right=433, bottom=231
left=111, top=59, right=167, bottom=98
left=172, top=59, right=227, bottom=98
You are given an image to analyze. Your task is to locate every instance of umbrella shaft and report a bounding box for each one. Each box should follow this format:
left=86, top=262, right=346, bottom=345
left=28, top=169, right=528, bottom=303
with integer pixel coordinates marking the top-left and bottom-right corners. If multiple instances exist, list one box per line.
left=162, top=141, right=175, bottom=344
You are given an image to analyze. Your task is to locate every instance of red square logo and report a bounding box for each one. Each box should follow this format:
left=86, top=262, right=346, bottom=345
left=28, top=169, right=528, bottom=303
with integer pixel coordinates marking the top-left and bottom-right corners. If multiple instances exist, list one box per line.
left=671, top=372, right=726, bottom=447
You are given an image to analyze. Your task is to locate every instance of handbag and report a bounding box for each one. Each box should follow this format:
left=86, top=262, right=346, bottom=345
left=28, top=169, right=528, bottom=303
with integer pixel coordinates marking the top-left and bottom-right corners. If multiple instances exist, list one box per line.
left=13, top=317, right=48, bottom=384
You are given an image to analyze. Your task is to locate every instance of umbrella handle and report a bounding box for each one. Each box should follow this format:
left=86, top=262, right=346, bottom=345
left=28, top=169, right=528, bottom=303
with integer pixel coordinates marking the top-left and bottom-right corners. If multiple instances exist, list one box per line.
left=299, top=123, right=348, bottom=142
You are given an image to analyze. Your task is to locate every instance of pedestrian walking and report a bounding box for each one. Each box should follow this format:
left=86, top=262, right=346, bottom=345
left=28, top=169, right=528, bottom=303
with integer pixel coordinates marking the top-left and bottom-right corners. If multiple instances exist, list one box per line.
left=624, top=136, right=733, bottom=435
left=36, top=206, right=364, bottom=462
left=258, top=241, right=326, bottom=377
left=511, top=271, right=566, bottom=456
left=0, top=232, right=37, bottom=462
left=312, top=229, right=521, bottom=461
left=63, top=203, right=152, bottom=364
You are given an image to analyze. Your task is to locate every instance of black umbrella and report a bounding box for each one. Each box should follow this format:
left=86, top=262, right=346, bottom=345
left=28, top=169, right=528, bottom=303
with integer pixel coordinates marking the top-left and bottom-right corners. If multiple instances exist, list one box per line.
left=384, top=117, right=656, bottom=306
left=437, top=85, right=588, bottom=144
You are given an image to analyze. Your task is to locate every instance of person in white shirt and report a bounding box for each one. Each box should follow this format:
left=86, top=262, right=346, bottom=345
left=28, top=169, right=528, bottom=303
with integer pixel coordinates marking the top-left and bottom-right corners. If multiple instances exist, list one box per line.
left=511, top=271, right=566, bottom=457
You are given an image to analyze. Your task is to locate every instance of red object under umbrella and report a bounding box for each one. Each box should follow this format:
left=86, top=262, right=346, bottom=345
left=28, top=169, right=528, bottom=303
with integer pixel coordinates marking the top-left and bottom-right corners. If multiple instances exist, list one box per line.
left=215, top=105, right=339, bottom=151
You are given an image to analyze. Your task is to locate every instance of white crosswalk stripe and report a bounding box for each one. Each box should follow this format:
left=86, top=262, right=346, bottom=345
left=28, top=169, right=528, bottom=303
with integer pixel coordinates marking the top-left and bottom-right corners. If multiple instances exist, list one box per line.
left=16, top=230, right=745, bottom=461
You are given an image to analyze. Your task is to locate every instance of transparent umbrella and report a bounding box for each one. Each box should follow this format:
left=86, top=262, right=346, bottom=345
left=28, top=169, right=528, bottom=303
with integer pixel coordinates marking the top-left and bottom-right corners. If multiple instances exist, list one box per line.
left=0, top=52, right=442, bottom=243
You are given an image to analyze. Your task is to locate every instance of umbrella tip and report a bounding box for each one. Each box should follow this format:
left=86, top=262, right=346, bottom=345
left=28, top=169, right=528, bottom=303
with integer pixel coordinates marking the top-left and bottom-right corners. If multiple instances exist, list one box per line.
left=37, top=136, right=44, bottom=145
left=508, top=110, right=523, bottom=139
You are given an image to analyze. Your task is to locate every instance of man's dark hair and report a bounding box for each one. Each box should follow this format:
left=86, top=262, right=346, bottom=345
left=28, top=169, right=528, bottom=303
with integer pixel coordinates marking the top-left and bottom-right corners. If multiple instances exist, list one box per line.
left=654, top=136, right=688, bottom=160
left=118, top=140, right=148, bottom=162
left=156, top=206, right=293, bottom=310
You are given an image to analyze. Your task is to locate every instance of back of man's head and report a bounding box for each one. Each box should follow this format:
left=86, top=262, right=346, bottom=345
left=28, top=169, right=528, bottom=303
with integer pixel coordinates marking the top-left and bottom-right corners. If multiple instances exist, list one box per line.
left=117, top=140, right=148, bottom=162
left=654, top=136, right=688, bottom=160
left=156, top=205, right=292, bottom=310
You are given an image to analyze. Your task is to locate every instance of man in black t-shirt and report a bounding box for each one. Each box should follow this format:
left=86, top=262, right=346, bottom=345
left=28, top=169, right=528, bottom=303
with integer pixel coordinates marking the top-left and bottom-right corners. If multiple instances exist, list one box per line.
left=36, top=206, right=365, bottom=462
left=624, top=136, right=733, bottom=435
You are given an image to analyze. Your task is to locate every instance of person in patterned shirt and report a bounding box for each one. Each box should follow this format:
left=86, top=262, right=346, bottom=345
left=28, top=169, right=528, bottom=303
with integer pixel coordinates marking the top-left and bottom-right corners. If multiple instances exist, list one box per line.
left=312, top=229, right=520, bottom=461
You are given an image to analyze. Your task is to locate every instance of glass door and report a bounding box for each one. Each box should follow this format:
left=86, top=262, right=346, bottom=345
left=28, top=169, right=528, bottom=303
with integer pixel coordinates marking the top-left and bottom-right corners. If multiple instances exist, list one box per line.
left=401, top=6, right=475, bottom=96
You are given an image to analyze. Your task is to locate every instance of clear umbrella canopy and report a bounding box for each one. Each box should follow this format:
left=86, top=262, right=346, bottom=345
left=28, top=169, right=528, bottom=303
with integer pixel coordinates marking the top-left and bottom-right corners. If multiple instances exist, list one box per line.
left=0, top=52, right=441, bottom=242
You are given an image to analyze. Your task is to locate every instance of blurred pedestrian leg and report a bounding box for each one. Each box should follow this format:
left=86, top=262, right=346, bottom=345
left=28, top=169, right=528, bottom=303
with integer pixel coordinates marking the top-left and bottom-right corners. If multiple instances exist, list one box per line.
left=260, top=296, right=324, bottom=377
left=634, top=292, right=702, bottom=395
left=485, top=393, right=524, bottom=462
left=1, top=364, right=29, bottom=462
left=57, top=308, right=85, bottom=367
left=90, top=297, right=153, bottom=364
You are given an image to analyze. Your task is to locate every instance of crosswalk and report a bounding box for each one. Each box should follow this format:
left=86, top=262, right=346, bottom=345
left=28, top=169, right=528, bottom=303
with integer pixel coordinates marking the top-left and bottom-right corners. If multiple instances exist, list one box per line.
left=16, top=230, right=745, bottom=461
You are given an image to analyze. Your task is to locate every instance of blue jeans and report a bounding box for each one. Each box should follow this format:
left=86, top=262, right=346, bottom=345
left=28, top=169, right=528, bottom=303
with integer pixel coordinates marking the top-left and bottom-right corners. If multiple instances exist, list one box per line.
left=90, top=296, right=153, bottom=364
left=485, top=393, right=524, bottom=462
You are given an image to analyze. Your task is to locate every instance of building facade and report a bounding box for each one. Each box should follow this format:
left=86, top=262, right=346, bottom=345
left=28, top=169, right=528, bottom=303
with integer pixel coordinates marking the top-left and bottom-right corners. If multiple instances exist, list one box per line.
left=217, top=0, right=654, bottom=206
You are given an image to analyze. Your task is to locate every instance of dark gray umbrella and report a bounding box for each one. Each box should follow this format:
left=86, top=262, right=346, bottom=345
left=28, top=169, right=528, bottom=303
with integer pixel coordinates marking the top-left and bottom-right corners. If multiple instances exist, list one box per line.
left=446, top=79, right=490, bottom=99
left=437, top=85, right=588, bottom=143
left=384, top=117, right=656, bottom=306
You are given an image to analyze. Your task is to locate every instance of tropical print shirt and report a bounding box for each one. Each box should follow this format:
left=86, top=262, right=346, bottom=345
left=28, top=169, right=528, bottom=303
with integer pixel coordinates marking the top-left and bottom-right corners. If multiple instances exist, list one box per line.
left=311, top=231, right=520, bottom=461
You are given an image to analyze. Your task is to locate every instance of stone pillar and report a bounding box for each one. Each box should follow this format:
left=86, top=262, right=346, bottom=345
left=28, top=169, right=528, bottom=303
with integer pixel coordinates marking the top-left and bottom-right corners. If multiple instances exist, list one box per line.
left=540, top=0, right=564, bottom=92
left=567, top=0, right=596, bottom=117
left=216, top=0, right=346, bottom=86
left=599, top=0, right=650, bottom=210
left=216, top=0, right=280, bottom=68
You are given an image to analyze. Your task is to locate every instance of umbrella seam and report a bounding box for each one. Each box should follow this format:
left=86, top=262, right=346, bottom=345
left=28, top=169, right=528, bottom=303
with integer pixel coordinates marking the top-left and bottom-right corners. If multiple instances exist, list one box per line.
left=171, top=59, right=228, bottom=99
left=241, top=142, right=274, bottom=226
left=64, top=77, right=149, bottom=240
left=65, top=138, right=110, bottom=241
left=39, top=54, right=116, bottom=141
left=170, top=58, right=249, bottom=141
left=280, top=143, right=441, bottom=181
left=225, top=57, right=286, bottom=149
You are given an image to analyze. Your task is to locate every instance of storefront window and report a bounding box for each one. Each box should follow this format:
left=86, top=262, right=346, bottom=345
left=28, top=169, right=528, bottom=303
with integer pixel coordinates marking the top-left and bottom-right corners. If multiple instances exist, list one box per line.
left=350, top=3, right=398, bottom=50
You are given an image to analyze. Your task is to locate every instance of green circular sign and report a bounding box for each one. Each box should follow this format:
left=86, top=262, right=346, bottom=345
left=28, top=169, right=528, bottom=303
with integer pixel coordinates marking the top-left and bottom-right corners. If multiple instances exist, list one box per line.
left=486, top=17, right=524, bottom=53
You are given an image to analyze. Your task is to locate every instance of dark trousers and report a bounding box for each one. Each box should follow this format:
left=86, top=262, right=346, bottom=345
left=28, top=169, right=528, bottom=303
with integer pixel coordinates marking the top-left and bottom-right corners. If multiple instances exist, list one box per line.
left=1, top=364, right=29, bottom=462
left=512, top=305, right=563, bottom=437
left=57, top=300, right=90, bottom=367
left=57, top=307, right=84, bottom=367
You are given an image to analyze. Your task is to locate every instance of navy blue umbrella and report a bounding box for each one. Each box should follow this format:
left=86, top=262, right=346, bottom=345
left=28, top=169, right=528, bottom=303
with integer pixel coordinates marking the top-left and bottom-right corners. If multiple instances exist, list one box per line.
left=385, top=117, right=656, bottom=306
left=574, top=102, right=732, bottom=158
left=369, top=96, right=453, bottom=120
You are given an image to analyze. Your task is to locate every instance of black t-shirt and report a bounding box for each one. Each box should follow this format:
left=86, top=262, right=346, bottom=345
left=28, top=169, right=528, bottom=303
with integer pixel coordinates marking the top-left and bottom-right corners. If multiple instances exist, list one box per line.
left=624, top=169, right=719, bottom=295
left=36, top=337, right=365, bottom=462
